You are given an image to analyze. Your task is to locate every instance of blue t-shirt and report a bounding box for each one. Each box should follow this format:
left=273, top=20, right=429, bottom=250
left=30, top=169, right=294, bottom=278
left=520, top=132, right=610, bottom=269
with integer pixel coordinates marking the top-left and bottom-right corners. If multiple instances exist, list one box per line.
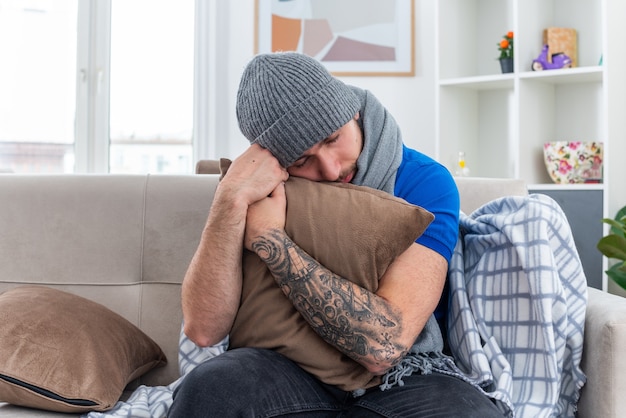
left=394, top=145, right=460, bottom=330
left=394, top=145, right=460, bottom=262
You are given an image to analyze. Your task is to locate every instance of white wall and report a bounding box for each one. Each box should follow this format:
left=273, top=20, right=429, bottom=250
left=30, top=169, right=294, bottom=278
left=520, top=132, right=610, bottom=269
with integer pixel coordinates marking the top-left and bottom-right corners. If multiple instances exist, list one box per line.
left=208, top=0, right=436, bottom=161
left=605, top=0, right=626, bottom=217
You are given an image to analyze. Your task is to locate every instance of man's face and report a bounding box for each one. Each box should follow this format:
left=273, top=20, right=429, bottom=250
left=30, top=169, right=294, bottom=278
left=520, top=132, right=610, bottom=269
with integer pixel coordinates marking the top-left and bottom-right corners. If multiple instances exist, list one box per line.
left=287, top=113, right=363, bottom=183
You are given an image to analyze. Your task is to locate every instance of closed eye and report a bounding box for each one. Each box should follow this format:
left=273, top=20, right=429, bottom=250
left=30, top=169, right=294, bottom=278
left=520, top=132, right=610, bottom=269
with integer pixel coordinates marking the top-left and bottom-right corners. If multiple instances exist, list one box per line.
left=324, top=134, right=339, bottom=145
left=290, top=133, right=339, bottom=169
left=292, top=156, right=309, bottom=169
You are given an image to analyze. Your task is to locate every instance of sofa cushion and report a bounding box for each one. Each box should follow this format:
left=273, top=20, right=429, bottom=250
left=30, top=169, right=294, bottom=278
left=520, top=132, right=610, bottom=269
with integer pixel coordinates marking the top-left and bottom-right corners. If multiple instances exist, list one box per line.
left=228, top=167, right=434, bottom=391
left=0, top=286, right=167, bottom=413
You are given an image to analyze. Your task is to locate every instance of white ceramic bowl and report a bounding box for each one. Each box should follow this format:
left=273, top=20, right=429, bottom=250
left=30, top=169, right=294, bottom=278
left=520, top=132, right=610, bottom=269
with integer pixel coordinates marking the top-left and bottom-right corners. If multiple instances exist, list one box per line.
left=543, top=141, right=603, bottom=184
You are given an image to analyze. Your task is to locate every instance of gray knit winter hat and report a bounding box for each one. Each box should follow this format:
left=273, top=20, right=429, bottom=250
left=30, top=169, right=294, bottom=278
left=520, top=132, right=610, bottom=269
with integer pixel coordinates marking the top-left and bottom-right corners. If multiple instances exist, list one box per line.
left=236, top=52, right=361, bottom=167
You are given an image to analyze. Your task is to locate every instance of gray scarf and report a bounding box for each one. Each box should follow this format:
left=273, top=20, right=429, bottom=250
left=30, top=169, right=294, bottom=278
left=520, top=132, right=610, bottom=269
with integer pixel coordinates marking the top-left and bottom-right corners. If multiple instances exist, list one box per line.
left=346, top=87, right=453, bottom=393
left=349, top=87, right=403, bottom=194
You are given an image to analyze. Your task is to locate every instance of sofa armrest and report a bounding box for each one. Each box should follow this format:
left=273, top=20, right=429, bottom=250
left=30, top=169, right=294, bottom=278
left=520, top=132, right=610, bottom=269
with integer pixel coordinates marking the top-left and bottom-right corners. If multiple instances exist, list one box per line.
left=196, top=159, right=221, bottom=175
left=577, top=287, right=626, bottom=418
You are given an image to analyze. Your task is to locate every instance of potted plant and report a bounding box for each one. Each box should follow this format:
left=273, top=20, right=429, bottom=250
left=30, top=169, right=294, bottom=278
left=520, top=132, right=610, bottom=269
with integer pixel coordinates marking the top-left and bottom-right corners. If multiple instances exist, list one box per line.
left=497, top=31, right=514, bottom=73
left=597, top=205, right=626, bottom=291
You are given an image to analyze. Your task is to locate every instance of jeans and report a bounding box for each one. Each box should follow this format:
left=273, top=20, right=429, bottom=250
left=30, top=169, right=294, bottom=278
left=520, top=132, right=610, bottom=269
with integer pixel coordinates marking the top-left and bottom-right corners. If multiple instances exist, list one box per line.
left=169, top=347, right=504, bottom=418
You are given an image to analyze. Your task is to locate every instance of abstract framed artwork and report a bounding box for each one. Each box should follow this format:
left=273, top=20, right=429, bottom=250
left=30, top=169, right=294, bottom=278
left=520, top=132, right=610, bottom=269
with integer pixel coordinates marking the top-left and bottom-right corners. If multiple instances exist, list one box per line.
left=255, top=0, right=415, bottom=76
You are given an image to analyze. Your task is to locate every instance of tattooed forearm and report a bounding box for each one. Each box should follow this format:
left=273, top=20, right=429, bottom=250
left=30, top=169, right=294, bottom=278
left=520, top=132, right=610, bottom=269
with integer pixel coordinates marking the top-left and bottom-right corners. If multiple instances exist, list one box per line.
left=251, top=229, right=409, bottom=371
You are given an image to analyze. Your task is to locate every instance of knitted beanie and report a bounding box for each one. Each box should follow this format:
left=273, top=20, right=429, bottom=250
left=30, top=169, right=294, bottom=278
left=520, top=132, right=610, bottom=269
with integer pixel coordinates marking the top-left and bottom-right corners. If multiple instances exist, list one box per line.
left=236, top=52, right=361, bottom=167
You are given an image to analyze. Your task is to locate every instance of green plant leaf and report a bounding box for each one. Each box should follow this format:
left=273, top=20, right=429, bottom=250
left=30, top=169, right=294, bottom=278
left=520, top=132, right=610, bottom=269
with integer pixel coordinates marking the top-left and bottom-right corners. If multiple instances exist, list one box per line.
left=602, top=218, right=626, bottom=236
left=607, top=263, right=626, bottom=291
left=597, top=234, right=626, bottom=261
left=612, top=206, right=626, bottom=236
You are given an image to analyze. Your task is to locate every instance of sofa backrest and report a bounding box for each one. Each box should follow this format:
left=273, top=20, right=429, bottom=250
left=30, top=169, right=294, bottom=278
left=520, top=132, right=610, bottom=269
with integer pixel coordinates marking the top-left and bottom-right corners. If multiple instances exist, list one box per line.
left=0, top=171, right=527, bottom=388
left=0, top=174, right=220, bottom=387
left=455, top=176, right=528, bottom=213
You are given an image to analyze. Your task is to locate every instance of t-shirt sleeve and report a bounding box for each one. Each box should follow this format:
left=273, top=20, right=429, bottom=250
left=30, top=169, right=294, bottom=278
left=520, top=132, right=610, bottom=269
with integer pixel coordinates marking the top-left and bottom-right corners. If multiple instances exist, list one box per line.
left=394, top=161, right=460, bottom=263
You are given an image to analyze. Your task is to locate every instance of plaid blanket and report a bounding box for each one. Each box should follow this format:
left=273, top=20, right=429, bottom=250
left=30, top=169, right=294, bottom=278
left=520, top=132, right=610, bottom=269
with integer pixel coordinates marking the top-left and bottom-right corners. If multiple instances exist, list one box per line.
left=85, top=193, right=587, bottom=418
left=447, top=194, right=587, bottom=417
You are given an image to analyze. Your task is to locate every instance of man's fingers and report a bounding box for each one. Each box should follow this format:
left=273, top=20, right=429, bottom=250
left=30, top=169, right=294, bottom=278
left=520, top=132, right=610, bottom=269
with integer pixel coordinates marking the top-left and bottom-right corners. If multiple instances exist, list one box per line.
left=269, top=182, right=286, bottom=198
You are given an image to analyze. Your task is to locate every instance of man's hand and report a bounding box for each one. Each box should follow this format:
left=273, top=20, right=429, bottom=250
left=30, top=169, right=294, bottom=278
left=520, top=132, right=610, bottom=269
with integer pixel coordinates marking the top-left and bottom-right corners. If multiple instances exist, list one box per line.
left=244, top=182, right=287, bottom=251
left=219, top=144, right=289, bottom=207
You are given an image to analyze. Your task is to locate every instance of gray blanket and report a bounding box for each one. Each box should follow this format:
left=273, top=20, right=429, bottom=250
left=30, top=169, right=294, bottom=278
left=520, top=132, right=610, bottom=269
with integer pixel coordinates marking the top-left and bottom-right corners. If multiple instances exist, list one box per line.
left=448, top=193, right=588, bottom=417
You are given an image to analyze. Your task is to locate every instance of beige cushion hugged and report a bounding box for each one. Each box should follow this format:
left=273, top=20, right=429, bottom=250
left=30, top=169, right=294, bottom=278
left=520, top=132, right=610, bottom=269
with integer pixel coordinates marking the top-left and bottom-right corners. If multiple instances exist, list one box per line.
left=228, top=168, right=434, bottom=391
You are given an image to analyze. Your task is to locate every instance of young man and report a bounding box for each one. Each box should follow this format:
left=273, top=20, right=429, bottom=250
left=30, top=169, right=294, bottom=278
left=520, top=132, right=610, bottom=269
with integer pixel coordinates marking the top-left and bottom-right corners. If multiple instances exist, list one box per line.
left=170, top=52, right=503, bottom=417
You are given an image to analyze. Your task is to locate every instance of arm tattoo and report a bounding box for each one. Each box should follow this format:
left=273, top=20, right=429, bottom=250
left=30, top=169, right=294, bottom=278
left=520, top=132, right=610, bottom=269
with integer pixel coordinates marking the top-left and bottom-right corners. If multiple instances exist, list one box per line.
left=252, top=229, right=409, bottom=370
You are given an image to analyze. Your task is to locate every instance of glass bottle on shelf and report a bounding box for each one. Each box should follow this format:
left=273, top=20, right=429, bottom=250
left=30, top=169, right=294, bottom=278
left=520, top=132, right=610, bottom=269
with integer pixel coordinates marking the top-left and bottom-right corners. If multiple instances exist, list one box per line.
left=455, top=151, right=470, bottom=177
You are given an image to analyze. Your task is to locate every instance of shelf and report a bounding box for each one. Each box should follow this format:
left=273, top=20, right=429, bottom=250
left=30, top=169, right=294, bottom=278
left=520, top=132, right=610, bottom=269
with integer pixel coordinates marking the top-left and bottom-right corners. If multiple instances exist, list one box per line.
left=519, top=66, right=603, bottom=84
left=439, top=74, right=514, bottom=90
left=528, top=183, right=605, bottom=191
left=439, top=66, right=602, bottom=90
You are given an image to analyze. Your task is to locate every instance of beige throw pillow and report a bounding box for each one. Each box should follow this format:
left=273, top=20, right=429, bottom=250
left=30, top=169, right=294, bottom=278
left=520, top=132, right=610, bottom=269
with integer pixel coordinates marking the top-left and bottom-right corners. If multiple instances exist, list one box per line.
left=0, top=286, right=167, bottom=413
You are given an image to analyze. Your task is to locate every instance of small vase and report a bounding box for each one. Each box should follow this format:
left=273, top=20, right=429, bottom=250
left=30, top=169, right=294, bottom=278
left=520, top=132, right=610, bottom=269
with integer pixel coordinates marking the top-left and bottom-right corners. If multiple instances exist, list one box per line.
left=499, top=57, right=514, bottom=73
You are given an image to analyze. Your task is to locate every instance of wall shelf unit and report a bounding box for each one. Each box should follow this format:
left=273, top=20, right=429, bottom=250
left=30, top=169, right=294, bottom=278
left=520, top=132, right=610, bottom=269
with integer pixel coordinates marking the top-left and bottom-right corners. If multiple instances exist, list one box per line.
left=435, top=0, right=610, bottom=288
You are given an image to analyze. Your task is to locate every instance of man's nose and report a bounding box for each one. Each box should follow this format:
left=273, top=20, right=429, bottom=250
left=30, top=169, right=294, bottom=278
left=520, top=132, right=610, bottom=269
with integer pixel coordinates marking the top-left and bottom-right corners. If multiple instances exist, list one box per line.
left=317, top=153, right=340, bottom=181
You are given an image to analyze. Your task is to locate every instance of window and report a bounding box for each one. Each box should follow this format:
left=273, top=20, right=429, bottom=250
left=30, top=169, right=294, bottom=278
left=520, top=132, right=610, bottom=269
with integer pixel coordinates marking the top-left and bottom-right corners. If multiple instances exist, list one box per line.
left=0, top=0, right=78, bottom=173
left=109, top=0, right=194, bottom=174
left=0, top=0, right=204, bottom=174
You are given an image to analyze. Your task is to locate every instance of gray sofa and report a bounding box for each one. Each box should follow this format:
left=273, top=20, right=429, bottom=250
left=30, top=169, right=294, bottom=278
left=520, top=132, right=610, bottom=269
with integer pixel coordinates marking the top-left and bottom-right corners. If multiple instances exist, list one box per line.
left=0, top=172, right=624, bottom=417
